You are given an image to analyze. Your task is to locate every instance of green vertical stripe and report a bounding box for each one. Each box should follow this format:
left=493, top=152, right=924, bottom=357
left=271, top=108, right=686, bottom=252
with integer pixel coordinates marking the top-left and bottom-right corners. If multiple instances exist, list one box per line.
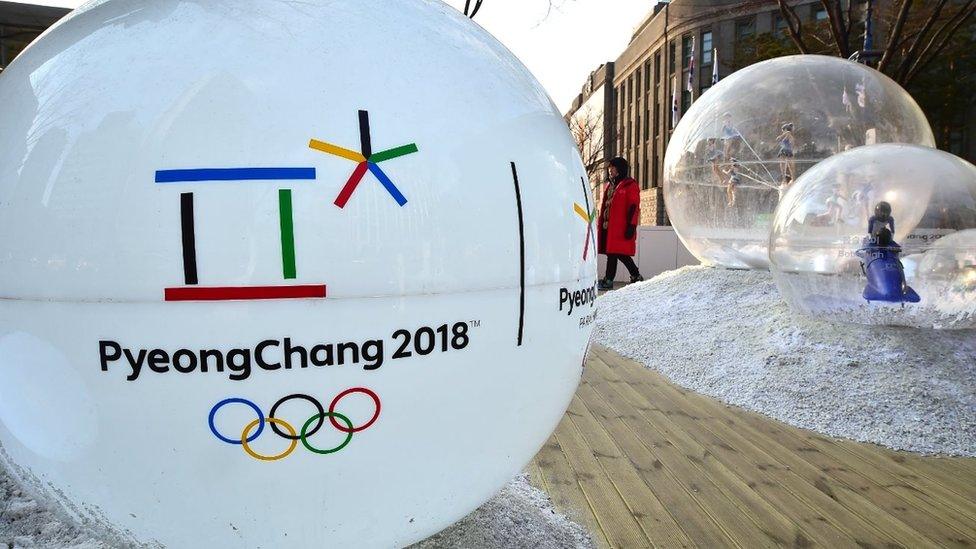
left=279, top=189, right=297, bottom=280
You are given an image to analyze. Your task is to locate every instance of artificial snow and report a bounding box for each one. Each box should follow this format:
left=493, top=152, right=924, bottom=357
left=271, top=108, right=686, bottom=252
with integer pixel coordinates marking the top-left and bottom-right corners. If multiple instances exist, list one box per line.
left=0, top=465, right=592, bottom=549
left=595, top=265, right=976, bottom=457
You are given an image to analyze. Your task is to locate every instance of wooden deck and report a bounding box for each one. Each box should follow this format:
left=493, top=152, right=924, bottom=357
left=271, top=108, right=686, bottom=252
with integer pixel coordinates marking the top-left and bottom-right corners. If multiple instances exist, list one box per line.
left=527, top=345, right=976, bottom=549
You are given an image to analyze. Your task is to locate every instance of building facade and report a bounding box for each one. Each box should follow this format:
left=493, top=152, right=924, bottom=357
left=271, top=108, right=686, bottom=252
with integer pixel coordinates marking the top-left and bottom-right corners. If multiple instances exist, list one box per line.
left=0, top=1, right=70, bottom=71
left=585, top=0, right=825, bottom=225
left=570, top=0, right=976, bottom=226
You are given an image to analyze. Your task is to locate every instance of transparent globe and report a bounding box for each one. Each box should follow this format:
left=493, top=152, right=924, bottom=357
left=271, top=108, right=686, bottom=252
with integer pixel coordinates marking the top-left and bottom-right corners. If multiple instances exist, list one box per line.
left=769, top=144, right=976, bottom=329
left=664, top=55, right=935, bottom=269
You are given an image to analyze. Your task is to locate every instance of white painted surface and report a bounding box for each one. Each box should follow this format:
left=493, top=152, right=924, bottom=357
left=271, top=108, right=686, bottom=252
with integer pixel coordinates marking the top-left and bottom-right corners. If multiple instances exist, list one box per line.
left=597, top=226, right=699, bottom=282
left=0, top=1, right=596, bottom=547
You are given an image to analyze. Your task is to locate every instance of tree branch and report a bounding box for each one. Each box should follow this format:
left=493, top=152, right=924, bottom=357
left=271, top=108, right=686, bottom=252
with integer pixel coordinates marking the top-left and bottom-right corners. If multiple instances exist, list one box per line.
left=821, top=0, right=850, bottom=57
left=878, top=0, right=914, bottom=72
left=778, top=0, right=810, bottom=54
left=905, top=3, right=976, bottom=85
left=893, top=0, right=947, bottom=79
left=900, top=0, right=973, bottom=82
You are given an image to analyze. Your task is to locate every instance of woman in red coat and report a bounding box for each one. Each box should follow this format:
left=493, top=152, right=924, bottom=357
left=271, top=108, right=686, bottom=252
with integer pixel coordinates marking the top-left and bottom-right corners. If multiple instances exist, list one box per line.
left=597, top=157, right=643, bottom=290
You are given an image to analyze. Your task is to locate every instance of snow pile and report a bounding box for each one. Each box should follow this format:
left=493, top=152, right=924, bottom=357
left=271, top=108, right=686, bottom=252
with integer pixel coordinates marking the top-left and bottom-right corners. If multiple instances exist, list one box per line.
left=0, top=465, right=592, bottom=549
left=412, top=474, right=593, bottom=549
left=595, top=265, right=976, bottom=457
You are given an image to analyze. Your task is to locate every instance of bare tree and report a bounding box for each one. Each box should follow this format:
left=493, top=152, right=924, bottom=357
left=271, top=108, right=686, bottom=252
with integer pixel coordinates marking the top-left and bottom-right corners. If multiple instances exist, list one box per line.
left=569, top=107, right=605, bottom=181
left=776, top=0, right=976, bottom=86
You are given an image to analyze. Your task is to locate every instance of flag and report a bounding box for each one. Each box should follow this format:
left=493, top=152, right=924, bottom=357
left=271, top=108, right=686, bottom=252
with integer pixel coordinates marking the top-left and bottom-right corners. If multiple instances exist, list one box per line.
left=711, top=48, right=719, bottom=85
left=671, top=75, right=678, bottom=127
left=842, top=86, right=852, bottom=113
left=855, top=79, right=866, bottom=108
left=686, top=36, right=695, bottom=93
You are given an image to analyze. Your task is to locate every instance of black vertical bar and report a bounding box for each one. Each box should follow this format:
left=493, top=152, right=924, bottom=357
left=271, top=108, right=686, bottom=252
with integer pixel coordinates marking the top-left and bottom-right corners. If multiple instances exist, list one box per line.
left=358, top=110, right=372, bottom=159
left=511, top=162, right=525, bottom=347
left=580, top=176, right=591, bottom=213
left=180, top=192, right=198, bottom=286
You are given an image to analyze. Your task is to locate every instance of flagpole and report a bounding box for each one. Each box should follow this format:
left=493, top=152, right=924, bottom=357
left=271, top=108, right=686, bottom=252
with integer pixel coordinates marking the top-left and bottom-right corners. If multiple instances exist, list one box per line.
left=712, top=48, right=719, bottom=86
left=687, top=35, right=696, bottom=104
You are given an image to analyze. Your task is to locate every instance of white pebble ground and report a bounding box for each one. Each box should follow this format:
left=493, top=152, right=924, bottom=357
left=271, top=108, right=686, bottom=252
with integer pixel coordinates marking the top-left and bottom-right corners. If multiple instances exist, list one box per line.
left=0, top=466, right=592, bottom=548
left=595, top=265, right=976, bottom=457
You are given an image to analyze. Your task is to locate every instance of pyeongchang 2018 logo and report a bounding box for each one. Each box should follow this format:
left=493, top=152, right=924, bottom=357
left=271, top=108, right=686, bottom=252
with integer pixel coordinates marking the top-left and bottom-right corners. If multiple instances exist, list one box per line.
left=208, top=388, right=381, bottom=462
left=154, top=109, right=417, bottom=302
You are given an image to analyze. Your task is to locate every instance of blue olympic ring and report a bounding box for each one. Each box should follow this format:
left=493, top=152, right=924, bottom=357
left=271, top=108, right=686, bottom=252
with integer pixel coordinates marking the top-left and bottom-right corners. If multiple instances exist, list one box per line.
left=209, top=398, right=265, bottom=445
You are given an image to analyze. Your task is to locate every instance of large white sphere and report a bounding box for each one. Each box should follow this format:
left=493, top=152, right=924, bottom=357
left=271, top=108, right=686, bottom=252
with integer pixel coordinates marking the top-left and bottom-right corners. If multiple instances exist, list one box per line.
left=769, top=144, right=976, bottom=329
left=664, top=55, right=935, bottom=269
left=0, top=1, right=597, bottom=547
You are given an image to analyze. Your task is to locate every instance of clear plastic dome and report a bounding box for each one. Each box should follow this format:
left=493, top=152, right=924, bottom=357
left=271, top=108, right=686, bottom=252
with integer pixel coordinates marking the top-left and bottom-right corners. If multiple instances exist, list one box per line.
left=769, top=144, right=976, bottom=329
left=664, top=55, right=935, bottom=269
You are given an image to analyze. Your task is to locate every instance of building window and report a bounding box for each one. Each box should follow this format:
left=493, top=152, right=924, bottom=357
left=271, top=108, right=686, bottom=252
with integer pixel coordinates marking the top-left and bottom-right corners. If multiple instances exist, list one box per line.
left=701, top=31, right=713, bottom=65
left=636, top=68, right=642, bottom=95
left=653, top=86, right=660, bottom=137
left=735, top=18, right=756, bottom=61
left=651, top=150, right=659, bottom=188
left=682, top=35, right=693, bottom=69
left=736, top=18, right=755, bottom=41
left=645, top=61, right=652, bottom=93
left=655, top=52, right=661, bottom=82
left=774, top=14, right=788, bottom=38
left=642, top=156, right=649, bottom=190
left=681, top=90, right=691, bottom=113
left=669, top=42, right=676, bottom=73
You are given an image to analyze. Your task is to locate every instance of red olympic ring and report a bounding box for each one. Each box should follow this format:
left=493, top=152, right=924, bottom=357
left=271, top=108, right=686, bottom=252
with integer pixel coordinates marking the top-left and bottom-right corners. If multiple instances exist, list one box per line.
left=329, top=387, right=381, bottom=433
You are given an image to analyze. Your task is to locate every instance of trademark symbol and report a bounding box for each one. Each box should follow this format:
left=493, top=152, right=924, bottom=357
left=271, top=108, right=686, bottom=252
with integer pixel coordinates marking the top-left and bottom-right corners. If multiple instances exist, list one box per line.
left=468, top=320, right=481, bottom=328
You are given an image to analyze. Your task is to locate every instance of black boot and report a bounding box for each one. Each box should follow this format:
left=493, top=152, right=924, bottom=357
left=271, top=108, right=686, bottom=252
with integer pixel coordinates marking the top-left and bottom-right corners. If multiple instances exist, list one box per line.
left=597, top=278, right=614, bottom=291
left=630, top=274, right=644, bottom=283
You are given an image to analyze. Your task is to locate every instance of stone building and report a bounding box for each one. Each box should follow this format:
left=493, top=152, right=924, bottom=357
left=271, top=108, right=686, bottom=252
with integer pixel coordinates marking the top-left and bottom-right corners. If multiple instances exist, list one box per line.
left=570, top=0, right=827, bottom=225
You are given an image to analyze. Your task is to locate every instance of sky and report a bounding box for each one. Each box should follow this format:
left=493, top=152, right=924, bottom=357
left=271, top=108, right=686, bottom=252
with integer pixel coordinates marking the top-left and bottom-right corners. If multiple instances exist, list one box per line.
left=13, top=0, right=655, bottom=114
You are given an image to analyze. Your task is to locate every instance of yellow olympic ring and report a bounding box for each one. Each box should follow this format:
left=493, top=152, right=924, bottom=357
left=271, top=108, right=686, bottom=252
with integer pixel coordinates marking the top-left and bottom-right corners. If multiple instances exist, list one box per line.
left=241, top=417, right=298, bottom=462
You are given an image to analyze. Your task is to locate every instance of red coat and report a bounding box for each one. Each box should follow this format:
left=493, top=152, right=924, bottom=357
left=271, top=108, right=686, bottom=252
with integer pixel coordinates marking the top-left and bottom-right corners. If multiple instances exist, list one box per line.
left=597, top=178, right=640, bottom=256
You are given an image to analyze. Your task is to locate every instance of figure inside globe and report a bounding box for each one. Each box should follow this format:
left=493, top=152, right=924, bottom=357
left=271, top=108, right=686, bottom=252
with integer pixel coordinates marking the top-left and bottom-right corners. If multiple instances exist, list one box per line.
left=776, top=122, right=796, bottom=183
left=856, top=201, right=921, bottom=304
left=706, top=137, right=724, bottom=184
left=725, top=157, right=742, bottom=207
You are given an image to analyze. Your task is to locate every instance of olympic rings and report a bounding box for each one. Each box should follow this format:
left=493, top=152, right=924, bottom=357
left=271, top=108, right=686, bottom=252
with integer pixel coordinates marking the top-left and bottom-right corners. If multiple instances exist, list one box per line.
left=329, top=387, right=381, bottom=433
left=209, top=398, right=264, bottom=444
left=207, top=388, right=380, bottom=461
left=269, top=393, right=324, bottom=440
left=301, top=412, right=353, bottom=455
left=242, top=417, right=298, bottom=461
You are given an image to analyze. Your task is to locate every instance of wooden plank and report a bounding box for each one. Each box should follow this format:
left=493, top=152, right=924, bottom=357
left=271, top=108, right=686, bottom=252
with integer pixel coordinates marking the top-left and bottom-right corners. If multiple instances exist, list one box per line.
left=896, top=454, right=976, bottom=502
left=586, top=353, right=866, bottom=548
left=525, top=455, right=546, bottom=491
left=635, top=372, right=956, bottom=549
left=594, top=347, right=976, bottom=548
left=590, top=347, right=931, bottom=549
left=534, top=417, right=612, bottom=549
left=577, top=380, right=798, bottom=548
left=554, top=399, right=655, bottom=548
left=711, top=409, right=976, bottom=546
left=567, top=384, right=703, bottom=548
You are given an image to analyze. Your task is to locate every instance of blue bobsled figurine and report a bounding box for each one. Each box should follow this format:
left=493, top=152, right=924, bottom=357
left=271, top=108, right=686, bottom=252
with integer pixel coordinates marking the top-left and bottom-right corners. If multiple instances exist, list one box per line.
left=856, top=201, right=921, bottom=304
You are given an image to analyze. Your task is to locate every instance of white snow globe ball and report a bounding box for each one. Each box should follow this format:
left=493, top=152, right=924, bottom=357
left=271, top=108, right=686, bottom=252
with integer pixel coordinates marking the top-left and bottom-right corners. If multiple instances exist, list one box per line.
left=664, top=55, right=935, bottom=269
left=0, top=0, right=597, bottom=547
left=769, top=144, right=976, bottom=329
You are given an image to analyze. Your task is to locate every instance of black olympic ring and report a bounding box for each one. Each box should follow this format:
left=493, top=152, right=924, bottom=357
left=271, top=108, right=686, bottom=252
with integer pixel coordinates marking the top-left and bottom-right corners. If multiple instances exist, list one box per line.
left=268, top=393, right=325, bottom=440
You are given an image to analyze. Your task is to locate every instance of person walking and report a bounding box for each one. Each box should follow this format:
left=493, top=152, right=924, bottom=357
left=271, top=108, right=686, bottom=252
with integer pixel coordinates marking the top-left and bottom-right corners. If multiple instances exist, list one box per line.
left=597, top=157, right=643, bottom=290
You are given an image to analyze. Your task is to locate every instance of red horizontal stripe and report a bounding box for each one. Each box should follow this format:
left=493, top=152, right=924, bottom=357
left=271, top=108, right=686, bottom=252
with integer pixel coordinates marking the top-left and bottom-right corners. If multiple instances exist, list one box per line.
left=165, top=285, right=327, bottom=301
